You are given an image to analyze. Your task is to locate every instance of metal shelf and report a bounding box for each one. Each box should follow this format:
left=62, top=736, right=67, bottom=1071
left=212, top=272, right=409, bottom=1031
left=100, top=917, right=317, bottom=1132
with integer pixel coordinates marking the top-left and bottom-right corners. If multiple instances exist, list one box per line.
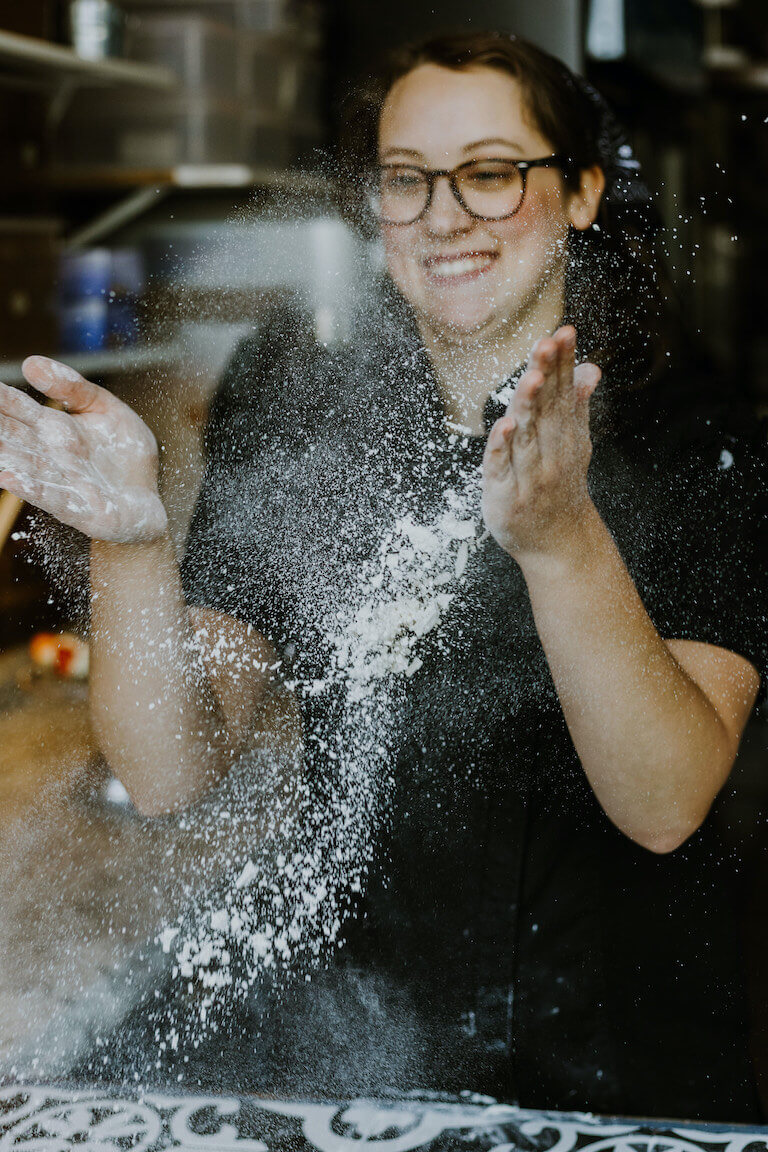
left=0, top=342, right=185, bottom=388
left=0, top=29, right=175, bottom=91
left=31, top=165, right=334, bottom=248
left=39, top=163, right=331, bottom=192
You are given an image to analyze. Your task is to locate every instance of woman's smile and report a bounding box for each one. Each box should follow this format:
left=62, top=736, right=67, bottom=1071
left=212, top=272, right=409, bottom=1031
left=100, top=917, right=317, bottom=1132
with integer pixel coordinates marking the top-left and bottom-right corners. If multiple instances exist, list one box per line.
left=421, top=249, right=499, bottom=283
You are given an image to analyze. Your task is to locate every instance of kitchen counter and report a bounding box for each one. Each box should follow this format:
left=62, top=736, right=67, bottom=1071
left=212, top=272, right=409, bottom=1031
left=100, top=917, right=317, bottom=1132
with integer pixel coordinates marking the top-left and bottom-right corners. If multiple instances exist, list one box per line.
left=0, top=1083, right=766, bottom=1151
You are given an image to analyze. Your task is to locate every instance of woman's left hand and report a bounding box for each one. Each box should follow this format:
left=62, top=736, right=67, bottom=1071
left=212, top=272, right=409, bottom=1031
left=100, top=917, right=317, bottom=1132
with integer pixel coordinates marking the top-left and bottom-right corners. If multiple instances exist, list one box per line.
left=481, top=325, right=602, bottom=565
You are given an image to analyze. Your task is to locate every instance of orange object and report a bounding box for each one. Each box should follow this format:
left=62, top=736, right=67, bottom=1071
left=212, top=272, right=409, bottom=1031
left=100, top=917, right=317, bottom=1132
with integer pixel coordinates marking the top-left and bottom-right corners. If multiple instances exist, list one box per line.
left=29, top=632, right=89, bottom=679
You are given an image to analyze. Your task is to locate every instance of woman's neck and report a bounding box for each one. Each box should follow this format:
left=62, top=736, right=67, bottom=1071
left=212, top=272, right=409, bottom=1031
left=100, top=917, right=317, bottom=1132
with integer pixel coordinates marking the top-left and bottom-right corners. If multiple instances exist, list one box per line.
left=418, top=281, right=565, bottom=435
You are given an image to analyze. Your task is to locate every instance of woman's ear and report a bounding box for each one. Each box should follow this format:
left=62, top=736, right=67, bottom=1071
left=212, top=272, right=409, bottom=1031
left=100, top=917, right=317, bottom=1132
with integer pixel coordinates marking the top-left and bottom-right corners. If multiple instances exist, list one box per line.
left=567, top=165, right=606, bottom=231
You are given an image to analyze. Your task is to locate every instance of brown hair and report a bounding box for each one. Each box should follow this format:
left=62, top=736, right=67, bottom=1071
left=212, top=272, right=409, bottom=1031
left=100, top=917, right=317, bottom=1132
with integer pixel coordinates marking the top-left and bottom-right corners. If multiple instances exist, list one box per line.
left=337, top=31, right=688, bottom=438
left=341, top=31, right=602, bottom=194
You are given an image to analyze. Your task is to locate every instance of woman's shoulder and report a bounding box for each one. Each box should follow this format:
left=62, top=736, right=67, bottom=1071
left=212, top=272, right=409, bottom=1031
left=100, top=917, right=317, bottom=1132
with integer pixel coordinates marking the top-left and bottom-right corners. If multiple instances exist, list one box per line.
left=595, top=354, right=766, bottom=480
left=203, top=289, right=424, bottom=462
left=593, top=383, right=767, bottom=545
left=203, top=304, right=351, bottom=458
left=592, top=385, right=767, bottom=688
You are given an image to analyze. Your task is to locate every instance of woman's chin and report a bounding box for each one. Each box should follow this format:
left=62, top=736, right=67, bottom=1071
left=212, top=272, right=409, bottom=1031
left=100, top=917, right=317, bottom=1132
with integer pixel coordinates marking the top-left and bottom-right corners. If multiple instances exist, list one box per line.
left=420, top=304, right=501, bottom=342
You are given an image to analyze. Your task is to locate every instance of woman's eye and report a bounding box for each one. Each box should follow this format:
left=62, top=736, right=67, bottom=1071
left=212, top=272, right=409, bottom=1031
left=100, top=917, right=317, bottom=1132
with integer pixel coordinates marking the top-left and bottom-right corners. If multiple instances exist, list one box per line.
left=386, top=173, right=423, bottom=193
left=467, top=166, right=516, bottom=186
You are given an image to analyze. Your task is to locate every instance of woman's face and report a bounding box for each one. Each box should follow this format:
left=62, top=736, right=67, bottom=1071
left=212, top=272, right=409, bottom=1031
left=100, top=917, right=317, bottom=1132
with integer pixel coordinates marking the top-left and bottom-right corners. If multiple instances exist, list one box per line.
left=378, top=63, right=602, bottom=343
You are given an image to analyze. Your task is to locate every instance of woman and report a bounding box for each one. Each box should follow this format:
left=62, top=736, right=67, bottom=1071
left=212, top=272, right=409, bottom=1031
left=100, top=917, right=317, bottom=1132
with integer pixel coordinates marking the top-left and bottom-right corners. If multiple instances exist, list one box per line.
left=0, top=31, right=765, bottom=1120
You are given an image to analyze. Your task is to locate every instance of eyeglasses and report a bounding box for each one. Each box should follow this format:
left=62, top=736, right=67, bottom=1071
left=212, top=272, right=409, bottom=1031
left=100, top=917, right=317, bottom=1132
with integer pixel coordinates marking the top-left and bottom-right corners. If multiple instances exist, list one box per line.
left=371, top=155, right=570, bottom=226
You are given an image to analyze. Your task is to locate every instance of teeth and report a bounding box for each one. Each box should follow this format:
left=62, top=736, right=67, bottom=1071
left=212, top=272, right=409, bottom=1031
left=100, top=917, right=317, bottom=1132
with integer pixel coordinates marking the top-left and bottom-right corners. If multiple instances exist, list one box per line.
left=427, top=255, right=494, bottom=278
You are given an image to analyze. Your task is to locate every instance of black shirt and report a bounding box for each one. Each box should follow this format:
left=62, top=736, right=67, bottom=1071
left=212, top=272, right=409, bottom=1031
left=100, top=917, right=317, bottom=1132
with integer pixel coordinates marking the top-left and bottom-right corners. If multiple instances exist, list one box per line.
left=181, top=301, right=767, bottom=1121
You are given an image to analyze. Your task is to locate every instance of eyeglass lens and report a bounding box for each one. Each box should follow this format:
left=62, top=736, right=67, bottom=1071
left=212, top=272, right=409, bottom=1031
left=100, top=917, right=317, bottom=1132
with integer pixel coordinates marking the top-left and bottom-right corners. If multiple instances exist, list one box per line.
left=377, top=160, right=525, bottom=224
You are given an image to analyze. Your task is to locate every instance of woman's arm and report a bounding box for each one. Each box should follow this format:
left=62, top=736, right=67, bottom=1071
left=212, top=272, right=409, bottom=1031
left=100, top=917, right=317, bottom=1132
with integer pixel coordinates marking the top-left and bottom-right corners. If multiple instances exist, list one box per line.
left=0, top=356, right=290, bottom=815
left=90, top=535, right=291, bottom=815
left=482, top=327, right=760, bottom=853
left=518, top=504, right=758, bottom=852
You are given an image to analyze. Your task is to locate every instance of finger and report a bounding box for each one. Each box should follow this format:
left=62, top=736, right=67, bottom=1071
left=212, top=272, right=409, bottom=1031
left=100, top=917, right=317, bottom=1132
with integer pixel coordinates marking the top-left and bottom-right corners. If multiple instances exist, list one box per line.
left=574, top=362, right=601, bottom=433
left=483, top=415, right=515, bottom=480
left=574, top=361, right=601, bottom=396
left=0, top=419, right=49, bottom=462
left=21, top=356, right=104, bottom=413
left=0, top=467, right=94, bottom=525
left=0, top=391, right=77, bottom=459
left=509, top=374, right=543, bottom=473
left=526, top=338, right=558, bottom=414
left=554, top=326, right=577, bottom=413
left=530, top=329, right=578, bottom=461
left=0, top=469, right=37, bottom=504
left=0, top=467, right=52, bottom=511
left=0, top=450, right=70, bottom=513
left=0, top=381, right=46, bottom=427
left=509, top=368, right=543, bottom=437
left=0, top=416, right=80, bottom=494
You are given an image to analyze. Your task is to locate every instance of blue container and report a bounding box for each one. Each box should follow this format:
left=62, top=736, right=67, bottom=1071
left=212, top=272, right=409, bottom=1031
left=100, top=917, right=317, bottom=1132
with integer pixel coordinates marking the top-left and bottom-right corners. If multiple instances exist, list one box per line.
left=58, top=249, right=113, bottom=302
left=56, top=247, right=146, bottom=350
left=111, top=248, right=145, bottom=298
left=58, top=298, right=111, bottom=353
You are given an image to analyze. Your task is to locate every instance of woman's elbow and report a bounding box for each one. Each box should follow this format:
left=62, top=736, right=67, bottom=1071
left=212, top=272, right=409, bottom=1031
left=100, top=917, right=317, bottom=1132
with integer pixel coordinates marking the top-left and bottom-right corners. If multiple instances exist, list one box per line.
left=632, top=810, right=710, bottom=855
left=130, top=793, right=179, bottom=819
left=122, top=773, right=215, bottom=819
left=638, top=827, right=694, bottom=855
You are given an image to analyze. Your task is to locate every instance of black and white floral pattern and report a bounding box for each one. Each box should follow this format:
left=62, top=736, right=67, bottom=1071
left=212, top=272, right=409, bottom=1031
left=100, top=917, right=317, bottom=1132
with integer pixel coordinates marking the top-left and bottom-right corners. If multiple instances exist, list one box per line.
left=1, top=1086, right=766, bottom=1152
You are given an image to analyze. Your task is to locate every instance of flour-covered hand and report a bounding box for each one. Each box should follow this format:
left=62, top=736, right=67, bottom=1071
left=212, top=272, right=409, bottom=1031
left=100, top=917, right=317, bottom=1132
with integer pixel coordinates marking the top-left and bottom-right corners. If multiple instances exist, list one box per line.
left=481, top=326, right=601, bottom=564
left=0, top=356, right=167, bottom=543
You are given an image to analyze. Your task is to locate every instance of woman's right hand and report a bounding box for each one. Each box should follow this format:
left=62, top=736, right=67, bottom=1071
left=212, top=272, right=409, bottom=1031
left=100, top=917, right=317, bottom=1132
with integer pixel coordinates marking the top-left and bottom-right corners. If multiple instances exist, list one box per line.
left=0, top=356, right=167, bottom=543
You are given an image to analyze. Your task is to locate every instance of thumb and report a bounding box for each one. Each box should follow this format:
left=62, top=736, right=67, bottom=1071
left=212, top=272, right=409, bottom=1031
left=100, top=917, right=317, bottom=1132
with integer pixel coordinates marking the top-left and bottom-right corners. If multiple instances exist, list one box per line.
left=21, top=356, right=105, bottom=413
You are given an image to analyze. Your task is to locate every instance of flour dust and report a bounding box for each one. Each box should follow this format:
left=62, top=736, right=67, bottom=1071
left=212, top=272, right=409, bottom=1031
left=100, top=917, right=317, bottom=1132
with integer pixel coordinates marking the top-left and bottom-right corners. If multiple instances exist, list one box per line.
left=144, top=455, right=486, bottom=1076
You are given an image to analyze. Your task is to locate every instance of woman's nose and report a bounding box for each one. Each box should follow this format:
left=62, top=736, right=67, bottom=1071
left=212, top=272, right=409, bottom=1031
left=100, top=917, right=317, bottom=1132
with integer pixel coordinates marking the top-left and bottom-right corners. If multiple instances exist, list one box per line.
left=424, top=176, right=473, bottom=235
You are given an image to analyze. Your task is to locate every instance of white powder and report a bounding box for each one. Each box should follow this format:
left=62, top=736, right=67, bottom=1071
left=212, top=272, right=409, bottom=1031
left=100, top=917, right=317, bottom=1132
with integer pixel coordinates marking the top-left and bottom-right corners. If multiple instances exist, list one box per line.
left=157, top=461, right=484, bottom=1045
left=321, top=475, right=483, bottom=703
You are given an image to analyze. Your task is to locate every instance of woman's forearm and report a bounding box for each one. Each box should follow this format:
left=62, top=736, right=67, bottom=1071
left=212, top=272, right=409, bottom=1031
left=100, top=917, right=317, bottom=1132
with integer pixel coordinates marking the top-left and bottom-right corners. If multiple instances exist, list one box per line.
left=89, top=533, right=232, bottom=814
left=518, top=502, right=735, bottom=852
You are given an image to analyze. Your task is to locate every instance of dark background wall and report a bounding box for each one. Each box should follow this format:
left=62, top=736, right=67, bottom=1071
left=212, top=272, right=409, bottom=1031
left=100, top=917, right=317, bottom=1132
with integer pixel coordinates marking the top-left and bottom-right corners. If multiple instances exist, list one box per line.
left=332, top=0, right=582, bottom=77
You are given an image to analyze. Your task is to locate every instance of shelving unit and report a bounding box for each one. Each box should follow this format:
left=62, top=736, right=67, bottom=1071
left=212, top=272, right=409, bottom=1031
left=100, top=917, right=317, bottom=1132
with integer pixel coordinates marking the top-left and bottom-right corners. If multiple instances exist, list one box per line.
left=0, top=28, right=175, bottom=92
left=38, top=164, right=332, bottom=247
left=0, top=28, right=178, bottom=234
left=40, top=163, right=330, bottom=192
left=0, top=15, right=335, bottom=572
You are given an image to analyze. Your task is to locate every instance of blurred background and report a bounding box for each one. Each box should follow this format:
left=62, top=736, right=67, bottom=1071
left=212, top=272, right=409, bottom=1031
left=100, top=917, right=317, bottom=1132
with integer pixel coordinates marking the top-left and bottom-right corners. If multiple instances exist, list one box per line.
left=0, top=0, right=767, bottom=1110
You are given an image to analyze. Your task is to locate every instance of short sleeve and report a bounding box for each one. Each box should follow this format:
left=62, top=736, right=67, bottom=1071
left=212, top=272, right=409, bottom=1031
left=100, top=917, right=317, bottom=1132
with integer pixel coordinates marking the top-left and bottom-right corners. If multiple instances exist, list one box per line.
left=179, top=304, right=313, bottom=641
left=594, top=415, right=768, bottom=705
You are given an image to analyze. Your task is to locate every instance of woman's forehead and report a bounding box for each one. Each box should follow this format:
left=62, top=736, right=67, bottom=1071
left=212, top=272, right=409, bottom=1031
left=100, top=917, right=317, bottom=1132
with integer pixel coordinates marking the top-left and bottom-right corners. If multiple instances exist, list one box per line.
left=378, top=63, right=551, bottom=161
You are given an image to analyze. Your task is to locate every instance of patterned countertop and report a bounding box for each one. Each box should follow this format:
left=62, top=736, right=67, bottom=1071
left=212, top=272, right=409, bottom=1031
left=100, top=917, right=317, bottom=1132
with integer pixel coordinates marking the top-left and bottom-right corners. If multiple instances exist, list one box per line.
left=1, top=1084, right=766, bottom=1152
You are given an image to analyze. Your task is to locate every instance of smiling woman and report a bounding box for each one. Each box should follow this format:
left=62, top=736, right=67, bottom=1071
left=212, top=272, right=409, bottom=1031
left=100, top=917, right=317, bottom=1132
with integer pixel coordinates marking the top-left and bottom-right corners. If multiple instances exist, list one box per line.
left=1, top=27, right=767, bottom=1125
left=375, top=63, right=603, bottom=364
left=177, top=32, right=767, bottom=1116
left=339, top=32, right=671, bottom=437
